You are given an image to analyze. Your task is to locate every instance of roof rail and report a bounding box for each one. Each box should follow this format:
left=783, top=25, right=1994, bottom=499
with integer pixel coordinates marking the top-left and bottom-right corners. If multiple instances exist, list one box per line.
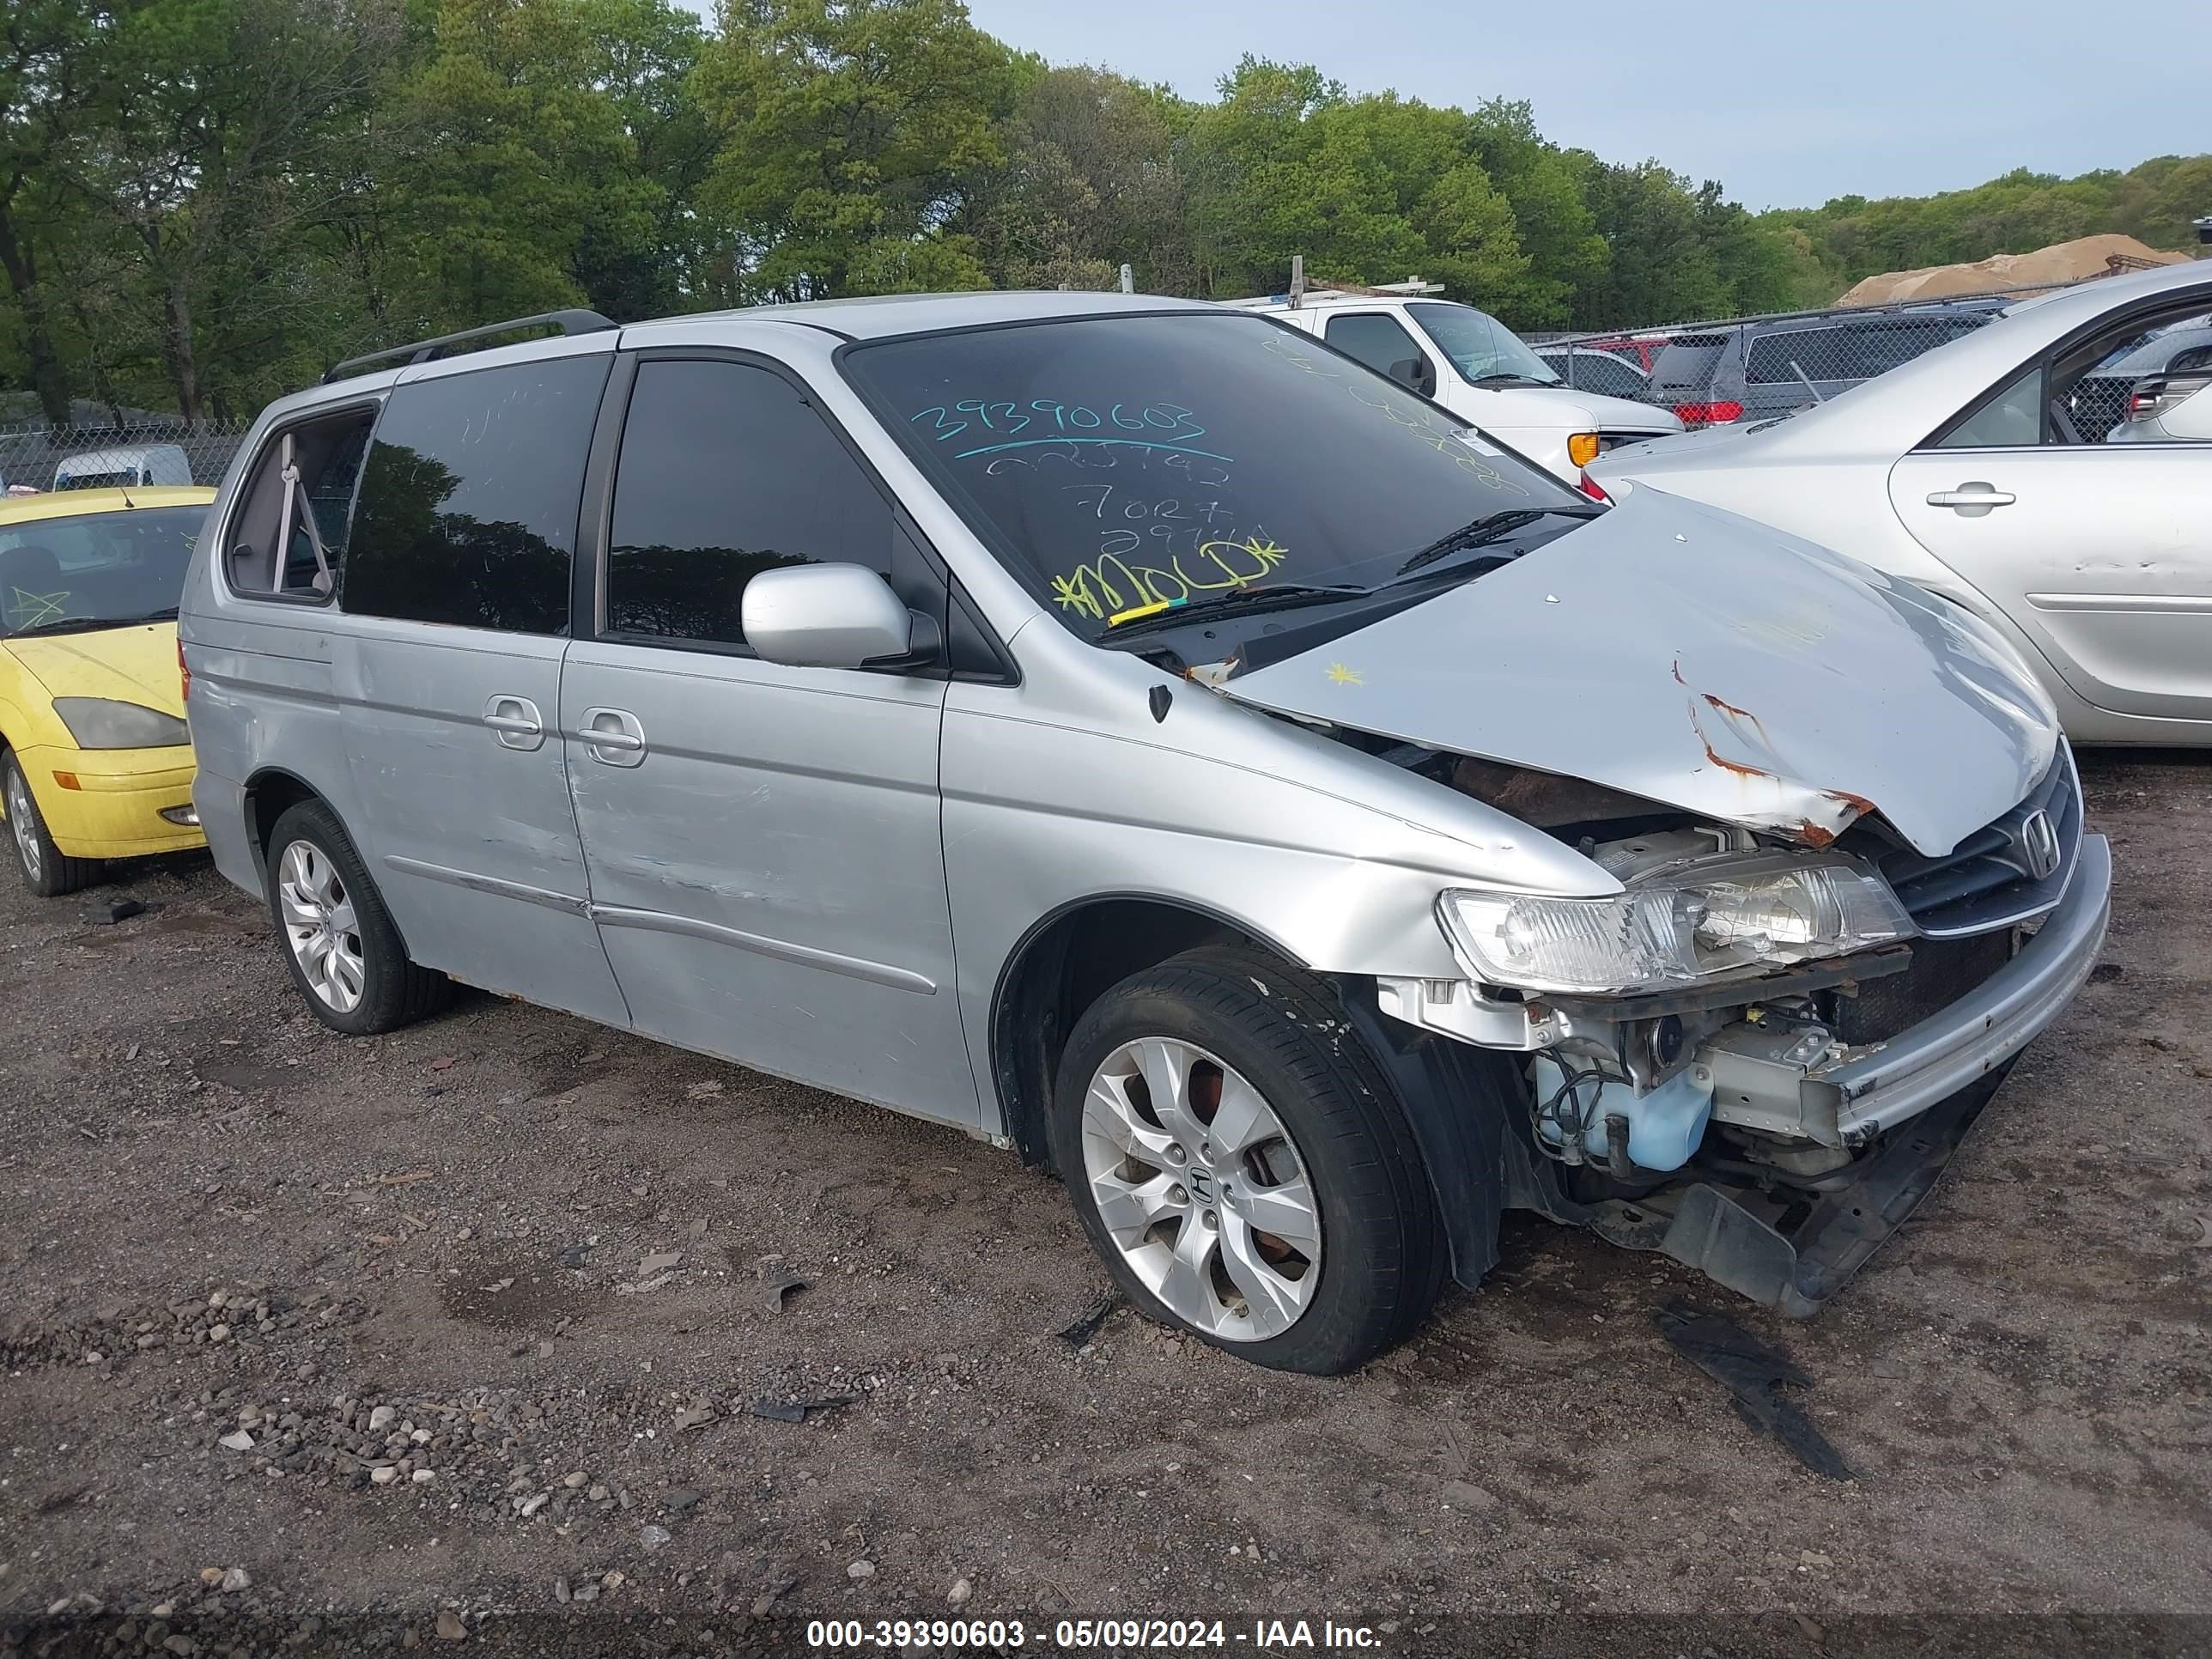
left=323, top=309, right=618, bottom=385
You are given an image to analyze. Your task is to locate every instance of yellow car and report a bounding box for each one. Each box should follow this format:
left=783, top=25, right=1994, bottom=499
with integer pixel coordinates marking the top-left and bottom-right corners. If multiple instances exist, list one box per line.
left=0, top=486, right=214, bottom=896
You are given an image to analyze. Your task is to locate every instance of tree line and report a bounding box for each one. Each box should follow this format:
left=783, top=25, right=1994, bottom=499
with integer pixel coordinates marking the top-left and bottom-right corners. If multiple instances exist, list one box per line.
left=3, top=0, right=2206, bottom=426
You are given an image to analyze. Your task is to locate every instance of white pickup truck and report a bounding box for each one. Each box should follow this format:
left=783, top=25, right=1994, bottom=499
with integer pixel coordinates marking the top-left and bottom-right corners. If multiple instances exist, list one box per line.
left=1224, top=283, right=1682, bottom=483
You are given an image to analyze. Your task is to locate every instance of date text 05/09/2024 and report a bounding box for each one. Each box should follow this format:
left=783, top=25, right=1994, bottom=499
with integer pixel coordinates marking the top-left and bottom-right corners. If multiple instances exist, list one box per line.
left=805, top=1618, right=1384, bottom=1650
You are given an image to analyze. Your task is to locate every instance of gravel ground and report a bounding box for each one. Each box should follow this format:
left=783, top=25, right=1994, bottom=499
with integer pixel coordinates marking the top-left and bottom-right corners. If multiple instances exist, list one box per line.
left=2, top=751, right=2208, bottom=1659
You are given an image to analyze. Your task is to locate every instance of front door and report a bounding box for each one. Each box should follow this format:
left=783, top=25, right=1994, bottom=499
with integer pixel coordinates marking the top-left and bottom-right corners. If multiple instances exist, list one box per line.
left=330, top=347, right=629, bottom=1024
left=561, top=353, right=977, bottom=1122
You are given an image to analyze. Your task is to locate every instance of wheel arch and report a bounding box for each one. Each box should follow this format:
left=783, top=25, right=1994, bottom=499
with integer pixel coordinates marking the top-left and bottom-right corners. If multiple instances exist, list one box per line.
left=241, top=767, right=339, bottom=884
left=987, top=892, right=1307, bottom=1170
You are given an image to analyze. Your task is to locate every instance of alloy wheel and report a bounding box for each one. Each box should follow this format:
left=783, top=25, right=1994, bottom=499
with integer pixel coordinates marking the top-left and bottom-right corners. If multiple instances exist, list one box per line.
left=1079, top=1036, right=1322, bottom=1340
left=6, top=767, right=41, bottom=884
left=276, top=838, right=366, bottom=1012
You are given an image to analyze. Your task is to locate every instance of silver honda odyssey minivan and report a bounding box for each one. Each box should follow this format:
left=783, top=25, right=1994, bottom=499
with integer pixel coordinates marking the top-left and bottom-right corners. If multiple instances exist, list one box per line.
left=180, top=293, right=2110, bottom=1373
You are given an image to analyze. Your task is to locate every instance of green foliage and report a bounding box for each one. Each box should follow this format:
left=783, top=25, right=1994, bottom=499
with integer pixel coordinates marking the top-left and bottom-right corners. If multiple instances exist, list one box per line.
left=1, top=0, right=2203, bottom=420
left=1765, top=156, right=2212, bottom=306
left=695, top=0, right=1011, bottom=301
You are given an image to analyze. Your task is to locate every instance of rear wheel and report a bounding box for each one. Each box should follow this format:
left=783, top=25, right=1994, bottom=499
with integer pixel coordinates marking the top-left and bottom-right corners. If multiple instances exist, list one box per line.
left=3, top=750, right=101, bottom=898
left=264, top=799, right=451, bottom=1034
left=1049, top=945, right=1443, bottom=1374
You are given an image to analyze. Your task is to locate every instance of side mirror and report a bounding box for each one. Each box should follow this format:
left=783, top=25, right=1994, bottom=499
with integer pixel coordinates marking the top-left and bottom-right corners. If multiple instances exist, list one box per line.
left=1389, top=356, right=1437, bottom=398
left=743, top=563, right=922, bottom=670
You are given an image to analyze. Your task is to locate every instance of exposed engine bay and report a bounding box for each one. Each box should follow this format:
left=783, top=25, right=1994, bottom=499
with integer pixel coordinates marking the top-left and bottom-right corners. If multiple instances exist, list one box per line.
left=1390, top=744, right=2026, bottom=1168
left=1340, top=737, right=2089, bottom=1315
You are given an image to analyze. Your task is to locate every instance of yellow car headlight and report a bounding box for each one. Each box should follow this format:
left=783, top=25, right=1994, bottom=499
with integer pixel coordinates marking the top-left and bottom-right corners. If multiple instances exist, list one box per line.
left=52, top=696, right=190, bottom=750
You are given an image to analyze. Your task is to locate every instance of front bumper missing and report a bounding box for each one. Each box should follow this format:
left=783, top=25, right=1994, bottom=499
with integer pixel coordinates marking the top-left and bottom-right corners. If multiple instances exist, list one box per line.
left=1589, top=833, right=2111, bottom=1317
left=1592, top=1059, right=2012, bottom=1316
left=1701, top=834, right=2112, bottom=1148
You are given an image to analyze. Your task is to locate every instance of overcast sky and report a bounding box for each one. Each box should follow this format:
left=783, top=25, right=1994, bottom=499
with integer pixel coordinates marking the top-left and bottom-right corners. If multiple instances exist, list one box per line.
left=744, top=0, right=2206, bottom=211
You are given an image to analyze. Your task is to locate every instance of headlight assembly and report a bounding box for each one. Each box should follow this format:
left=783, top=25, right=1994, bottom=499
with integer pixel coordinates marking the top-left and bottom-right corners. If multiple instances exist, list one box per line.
left=52, top=696, right=190, bottom=750
left=1438, top=853, right=1915, bottom=996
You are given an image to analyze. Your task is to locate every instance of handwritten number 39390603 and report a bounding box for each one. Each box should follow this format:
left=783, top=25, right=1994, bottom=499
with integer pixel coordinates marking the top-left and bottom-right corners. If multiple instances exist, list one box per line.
left=908, top=400, right=1206, bottom=450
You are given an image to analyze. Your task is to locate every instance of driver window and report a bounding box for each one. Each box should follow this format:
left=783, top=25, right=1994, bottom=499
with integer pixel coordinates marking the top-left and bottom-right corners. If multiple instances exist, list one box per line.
left=1324, top=313, right=1428, bottom=382
left=1934, top=302, right=2212, bottom=450
left=2075, top=309, right=2212, bottom=445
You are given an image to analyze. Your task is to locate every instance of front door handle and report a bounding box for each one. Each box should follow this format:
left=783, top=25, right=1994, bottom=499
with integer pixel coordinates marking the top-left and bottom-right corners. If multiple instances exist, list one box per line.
left=483, top=695, right=545, bottom=751
left=580, top=706, right=647, bottom=768
left=1926, top=483, right=2016, bottom=516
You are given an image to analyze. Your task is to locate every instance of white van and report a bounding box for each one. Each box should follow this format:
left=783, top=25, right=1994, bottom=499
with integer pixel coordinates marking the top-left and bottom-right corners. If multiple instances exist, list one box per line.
left=53, top=443, right=194, bottom=491
left=1224, top=285, right=1681, bottom=483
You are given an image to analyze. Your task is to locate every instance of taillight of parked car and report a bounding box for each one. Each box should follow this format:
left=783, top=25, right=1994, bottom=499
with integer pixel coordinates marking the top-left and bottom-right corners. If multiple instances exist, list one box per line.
left=1673, top=400, right=1744, bottom=426
left=179, top=638, right=191, bottom=702
left=1576, top=471, right=1610, bottom=503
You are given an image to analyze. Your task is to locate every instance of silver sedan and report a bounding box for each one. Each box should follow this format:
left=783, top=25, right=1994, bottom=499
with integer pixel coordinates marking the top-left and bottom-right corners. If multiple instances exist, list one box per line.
left=1592, top=260, right=2212, bottom=745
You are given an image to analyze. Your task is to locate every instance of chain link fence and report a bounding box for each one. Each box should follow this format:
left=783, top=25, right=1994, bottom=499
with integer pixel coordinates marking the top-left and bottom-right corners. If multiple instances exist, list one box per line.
left=1527, top=272, right=2211, bottom=436
left=1, top=420, right=251, bottom=498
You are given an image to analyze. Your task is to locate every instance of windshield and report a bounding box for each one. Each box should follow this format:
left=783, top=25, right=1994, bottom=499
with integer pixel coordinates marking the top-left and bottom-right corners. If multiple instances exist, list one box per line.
left=1405, top=302, right=1561, bottom=386
left=0, top=506, right=204, bottom=639
left=841, top=312, right=1583, bottom=640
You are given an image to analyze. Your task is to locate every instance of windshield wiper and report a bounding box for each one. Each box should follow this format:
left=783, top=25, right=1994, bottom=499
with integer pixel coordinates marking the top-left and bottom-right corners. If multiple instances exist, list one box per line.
left=1468, top=372, right=1556, bottom=389
left=1392, top=507, right=1599, bottom=579
left=2, top=617, right=106, bottom=640
left=1099, top=580, right=1372, bottom=641
left=1, top=606, right=177, bottom=641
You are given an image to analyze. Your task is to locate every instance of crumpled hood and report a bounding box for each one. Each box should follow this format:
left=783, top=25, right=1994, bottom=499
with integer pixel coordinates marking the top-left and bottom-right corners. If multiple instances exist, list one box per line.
left=1223, top=491, right=2057, bottom=857
left=3, top=623, right=186, bottom=718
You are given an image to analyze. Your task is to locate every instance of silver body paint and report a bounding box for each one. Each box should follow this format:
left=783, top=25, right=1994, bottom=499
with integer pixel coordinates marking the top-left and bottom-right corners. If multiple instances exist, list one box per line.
left=1592, top=259, right=2212, bottom=746
left=182, top=294, right=2106, bottom=1179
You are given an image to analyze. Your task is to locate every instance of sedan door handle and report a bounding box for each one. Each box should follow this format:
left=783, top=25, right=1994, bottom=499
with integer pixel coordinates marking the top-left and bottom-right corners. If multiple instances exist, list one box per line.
left=580, top=706, right=647, bottom=768
left=483, top=695, right=545, bottom=751
left=1926, top=483, right=2017, bottom=515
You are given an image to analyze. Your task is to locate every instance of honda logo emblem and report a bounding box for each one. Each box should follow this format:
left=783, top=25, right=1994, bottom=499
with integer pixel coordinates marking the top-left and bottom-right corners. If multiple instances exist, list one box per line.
left=2018, top=810, right=2061, bottom=881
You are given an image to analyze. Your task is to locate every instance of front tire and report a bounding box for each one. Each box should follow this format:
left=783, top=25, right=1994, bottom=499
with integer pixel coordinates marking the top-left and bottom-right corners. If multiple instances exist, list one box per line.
left=1048, top=945, right=1443, bottom=1374
left=3, top=750, right=100, bottom=898
left=264, top=799, right=451, bottom=1035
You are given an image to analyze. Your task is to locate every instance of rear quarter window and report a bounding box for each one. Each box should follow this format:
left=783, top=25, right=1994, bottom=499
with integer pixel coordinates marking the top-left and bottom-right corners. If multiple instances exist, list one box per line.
left=1651, top=335, right=1729, bottom=392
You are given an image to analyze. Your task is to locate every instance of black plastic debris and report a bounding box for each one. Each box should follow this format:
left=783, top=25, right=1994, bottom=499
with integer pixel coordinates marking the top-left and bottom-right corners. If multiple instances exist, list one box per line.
left=90, top=898, right=148, bottom=925
left=762, top=1267, right=807, bottom=1313
left=1654, top=1299, right=1851, bottom=1480
left=1054, top=1289, right=1119, bottom=1347
left=750, top=1390, right=860, bottom=1425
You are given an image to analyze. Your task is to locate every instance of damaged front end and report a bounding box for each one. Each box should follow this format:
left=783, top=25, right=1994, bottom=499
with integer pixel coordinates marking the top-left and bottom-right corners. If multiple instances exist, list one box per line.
left=1197, top=488, right=2109, bottom=1313
left=1365, top=743, right=2110, bottom=1315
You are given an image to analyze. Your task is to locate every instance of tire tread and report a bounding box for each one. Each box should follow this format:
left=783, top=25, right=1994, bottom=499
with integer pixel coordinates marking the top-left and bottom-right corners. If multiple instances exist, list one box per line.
left=1049, top=942, right=1443, bottom=1373
left=265, top=799, right=451, bottom=1034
